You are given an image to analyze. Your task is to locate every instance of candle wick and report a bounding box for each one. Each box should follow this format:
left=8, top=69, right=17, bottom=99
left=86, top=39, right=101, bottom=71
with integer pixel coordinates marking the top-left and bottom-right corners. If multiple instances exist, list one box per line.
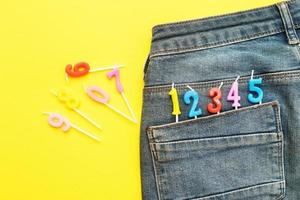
left=186, top=85, right=194, bottom=91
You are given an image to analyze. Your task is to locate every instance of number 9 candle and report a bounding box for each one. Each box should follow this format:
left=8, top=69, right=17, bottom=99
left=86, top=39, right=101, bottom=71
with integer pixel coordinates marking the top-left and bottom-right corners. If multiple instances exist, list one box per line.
left=65, top=62, right=124, bottom=81
left=169, top=83, right=181, bottom=122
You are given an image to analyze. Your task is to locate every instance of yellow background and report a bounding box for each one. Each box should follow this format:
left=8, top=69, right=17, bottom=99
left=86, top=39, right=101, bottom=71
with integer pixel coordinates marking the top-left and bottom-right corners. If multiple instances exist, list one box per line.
left=0, top=0, right=284, bottom=199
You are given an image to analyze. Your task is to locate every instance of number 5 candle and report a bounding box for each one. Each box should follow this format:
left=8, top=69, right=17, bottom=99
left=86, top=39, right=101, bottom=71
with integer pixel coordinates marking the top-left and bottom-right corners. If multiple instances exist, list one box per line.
left=169, top=83, right=181, bottom=122
left=248, top=70, right=263, bottom=104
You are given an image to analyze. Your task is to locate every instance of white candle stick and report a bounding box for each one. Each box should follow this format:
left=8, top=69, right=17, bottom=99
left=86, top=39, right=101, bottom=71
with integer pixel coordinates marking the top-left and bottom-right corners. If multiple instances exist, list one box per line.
left=89, top=65, right=125, bottom=72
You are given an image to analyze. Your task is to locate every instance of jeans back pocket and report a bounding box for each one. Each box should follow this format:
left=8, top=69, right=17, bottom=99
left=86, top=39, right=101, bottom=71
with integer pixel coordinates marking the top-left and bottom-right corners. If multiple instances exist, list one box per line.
left=146, top=101, right=285, bottom=200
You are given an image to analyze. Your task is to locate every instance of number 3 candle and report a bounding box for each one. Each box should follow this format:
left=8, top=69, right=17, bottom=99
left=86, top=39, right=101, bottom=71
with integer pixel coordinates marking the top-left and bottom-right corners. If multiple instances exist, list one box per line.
left=207, top=82, right=223, bottom=114
left=169, top=83, right=181, bottom=122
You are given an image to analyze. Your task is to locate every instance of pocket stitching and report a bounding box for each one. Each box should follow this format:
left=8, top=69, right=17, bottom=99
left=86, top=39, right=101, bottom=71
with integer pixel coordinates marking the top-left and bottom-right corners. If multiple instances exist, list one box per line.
left=148, top=101, right=285, bottom=200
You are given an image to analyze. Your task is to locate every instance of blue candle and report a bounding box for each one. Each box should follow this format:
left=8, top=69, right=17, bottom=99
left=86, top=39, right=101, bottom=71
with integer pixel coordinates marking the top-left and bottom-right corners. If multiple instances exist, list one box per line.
left=248, top=70, right=263, bottom=104
left=184, top=86, right=202, bottom=118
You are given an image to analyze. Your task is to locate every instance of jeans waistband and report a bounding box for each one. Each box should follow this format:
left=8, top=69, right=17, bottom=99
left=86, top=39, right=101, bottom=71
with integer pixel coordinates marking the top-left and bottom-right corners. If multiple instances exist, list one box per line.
left=150, top=0, right=300, bottom=58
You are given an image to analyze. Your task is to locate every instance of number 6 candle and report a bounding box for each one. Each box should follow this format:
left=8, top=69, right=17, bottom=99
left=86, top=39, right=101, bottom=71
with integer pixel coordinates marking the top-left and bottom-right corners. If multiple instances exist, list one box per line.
left=169, top=83, right=181, bottom=122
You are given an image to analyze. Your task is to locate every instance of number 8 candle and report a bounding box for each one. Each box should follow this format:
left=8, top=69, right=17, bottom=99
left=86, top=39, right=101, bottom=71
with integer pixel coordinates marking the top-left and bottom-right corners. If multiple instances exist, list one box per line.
left=169, top=83, right=181, bottom=122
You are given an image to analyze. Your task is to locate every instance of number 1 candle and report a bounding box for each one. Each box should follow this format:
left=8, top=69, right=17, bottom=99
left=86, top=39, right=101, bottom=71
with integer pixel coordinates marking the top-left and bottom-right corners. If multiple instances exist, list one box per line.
left=169, top=83, right=181, bottom=122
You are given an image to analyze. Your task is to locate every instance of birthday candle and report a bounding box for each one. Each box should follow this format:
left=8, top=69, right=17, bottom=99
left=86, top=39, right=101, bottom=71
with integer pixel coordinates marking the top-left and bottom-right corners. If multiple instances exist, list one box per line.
left=84, top=85, right=137, bottom=124
left=50, top=89, right=103, bottom=130
left=207, top=82, right=223, bottom=114
left=184, top=85, right=202, bottom=119
left=106, top=67, right=137, bottom=123
left=169, top=83, right=181, bottom=122
left=248, top=70, right=263, bottom=104
left=65, top=62, right=124, bottom=81
left=227, top=76, right=241, bottom=110
left=43, top=112, right=101, bottom=142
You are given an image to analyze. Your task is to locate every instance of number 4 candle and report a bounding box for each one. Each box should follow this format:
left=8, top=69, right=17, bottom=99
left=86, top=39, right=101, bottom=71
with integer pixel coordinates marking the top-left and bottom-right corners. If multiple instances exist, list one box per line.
left=227, top=76, right=241, bottom=110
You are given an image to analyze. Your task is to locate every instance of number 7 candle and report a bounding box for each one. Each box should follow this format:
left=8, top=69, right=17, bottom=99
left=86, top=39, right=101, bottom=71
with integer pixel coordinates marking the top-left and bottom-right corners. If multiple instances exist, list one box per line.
left=106, top=67, right=137, bottom=123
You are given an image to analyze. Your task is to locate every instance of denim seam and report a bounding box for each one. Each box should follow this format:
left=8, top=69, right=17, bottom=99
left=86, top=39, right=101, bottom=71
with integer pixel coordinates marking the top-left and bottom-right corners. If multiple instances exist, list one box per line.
left=150, top=28, right=284, bottom=58
left=190, top=181, right=285, bottom=200
left=152, top=0, right=295, bottom=31
left=147, top=132, right=163, bottom=200
left=146, top=101, right=278, bottom=132
left=144, top=69, right=300, bottom=93
left=149, top=132, right=279, bottom=146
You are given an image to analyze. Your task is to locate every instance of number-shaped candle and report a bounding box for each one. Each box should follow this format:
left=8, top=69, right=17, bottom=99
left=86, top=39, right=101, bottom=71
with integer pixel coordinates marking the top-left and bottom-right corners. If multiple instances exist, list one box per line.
left=85, top=85, right=136, bottom=123
left=184, top=85, right=202, bottom=118
left=65, top=62, right=90, bottom=77
left=207, top=83, right=223, bottom=114
left=106, top=68, right=136, bottom=122
left=50, top=88, right=102, bottom=130
left=47, top=113, right=71, bottom=132
left=227, top=76, right=241, bottom=109
left=44, top=112, right=101, bottom=141
left=169, top=83, right=181, bottom=122
left=248, top=70, right=263, bottom=104
left=65, top=62, right=124, bottom=80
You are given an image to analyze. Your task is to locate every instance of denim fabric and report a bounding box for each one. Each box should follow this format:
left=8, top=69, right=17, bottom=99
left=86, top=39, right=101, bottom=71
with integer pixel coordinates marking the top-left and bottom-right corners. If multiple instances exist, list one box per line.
left=141, top=0, right=300, bottom=199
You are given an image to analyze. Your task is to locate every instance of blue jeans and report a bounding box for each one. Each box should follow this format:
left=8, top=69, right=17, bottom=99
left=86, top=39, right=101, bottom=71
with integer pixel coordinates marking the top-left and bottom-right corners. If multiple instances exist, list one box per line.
left=140, top=0, right=300, bottom=199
